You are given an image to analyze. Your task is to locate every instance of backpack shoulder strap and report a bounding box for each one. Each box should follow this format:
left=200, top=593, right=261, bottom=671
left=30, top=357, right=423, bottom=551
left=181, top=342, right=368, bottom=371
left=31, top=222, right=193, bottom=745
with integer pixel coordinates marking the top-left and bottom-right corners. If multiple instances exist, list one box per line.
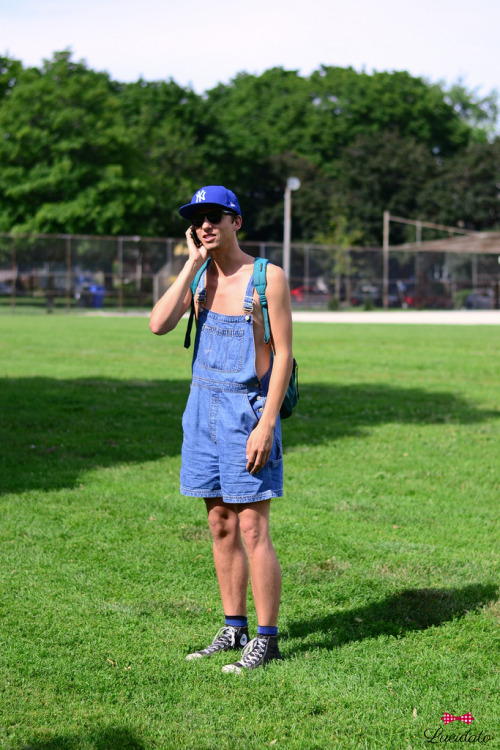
left=184, top=258, right=210, bottom=349
left=190, top=258, right=210, bottom=296
left=253, top=258, right=271, bottom=344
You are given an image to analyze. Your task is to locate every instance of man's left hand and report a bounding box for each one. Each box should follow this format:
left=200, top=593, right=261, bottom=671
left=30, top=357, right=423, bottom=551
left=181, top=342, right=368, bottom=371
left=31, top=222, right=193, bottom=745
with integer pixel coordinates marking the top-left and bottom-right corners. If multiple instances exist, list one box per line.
left=245, top=423, right=273, bottom=475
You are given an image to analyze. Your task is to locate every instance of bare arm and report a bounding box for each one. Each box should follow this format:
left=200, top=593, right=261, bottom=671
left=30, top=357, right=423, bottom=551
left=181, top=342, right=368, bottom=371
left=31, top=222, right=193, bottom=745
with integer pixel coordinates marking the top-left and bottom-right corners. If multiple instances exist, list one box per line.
left=246, top=264, right=293, bottom=474
left=149, top=228, right=207, bottom=335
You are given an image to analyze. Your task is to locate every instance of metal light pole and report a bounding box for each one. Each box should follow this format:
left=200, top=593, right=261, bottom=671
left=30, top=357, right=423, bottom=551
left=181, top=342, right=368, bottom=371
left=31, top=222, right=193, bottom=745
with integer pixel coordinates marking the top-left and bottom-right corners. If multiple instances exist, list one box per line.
left=283, top=177, right=301, bottom=283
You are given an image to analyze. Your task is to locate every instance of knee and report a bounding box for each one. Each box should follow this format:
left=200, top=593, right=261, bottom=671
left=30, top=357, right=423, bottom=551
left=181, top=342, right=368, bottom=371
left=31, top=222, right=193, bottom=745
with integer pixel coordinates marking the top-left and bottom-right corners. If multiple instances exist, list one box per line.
left=207, top=507, right=238, bottom=542
left=239, top=517, right=269, bottom=554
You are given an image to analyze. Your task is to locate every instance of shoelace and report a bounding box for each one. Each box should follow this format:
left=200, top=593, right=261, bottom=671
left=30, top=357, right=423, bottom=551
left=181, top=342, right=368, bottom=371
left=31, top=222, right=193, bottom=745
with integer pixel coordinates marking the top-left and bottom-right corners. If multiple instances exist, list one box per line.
left=203, top=626, right=236, bottom=654
left=239, top=637, right=266, bottom=666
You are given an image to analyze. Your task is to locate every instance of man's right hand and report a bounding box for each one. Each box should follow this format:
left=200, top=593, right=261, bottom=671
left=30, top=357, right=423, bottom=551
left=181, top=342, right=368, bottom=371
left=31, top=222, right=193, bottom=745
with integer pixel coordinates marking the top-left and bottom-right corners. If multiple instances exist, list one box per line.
left=150, top=229, right=208, bottom=335
left=186, top=226, right=209, bottom=267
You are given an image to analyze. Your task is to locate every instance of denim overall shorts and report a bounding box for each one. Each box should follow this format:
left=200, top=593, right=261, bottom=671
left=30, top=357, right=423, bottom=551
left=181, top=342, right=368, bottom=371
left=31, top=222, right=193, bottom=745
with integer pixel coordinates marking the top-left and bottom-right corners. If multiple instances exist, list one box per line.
left=180, top=268, right=283, bottom=503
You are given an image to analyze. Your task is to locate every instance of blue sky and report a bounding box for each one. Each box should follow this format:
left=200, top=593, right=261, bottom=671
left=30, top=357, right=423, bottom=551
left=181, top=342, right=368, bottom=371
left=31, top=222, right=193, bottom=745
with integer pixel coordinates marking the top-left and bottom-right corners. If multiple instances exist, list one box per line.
left=2, top=0, right=499, bottom=95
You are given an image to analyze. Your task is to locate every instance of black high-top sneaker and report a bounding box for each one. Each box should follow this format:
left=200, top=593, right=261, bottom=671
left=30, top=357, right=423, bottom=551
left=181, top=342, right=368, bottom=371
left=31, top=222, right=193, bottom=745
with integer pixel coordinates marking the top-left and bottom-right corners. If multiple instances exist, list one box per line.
left=186, top=625, right=249, bottom=661
left=222, top=634, right=282, bottom=673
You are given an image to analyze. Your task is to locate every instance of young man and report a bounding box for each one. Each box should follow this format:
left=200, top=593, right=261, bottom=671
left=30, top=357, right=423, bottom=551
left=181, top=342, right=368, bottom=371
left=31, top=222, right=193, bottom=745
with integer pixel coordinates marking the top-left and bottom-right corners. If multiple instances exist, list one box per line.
left=149, top=186, right=293, bottom=673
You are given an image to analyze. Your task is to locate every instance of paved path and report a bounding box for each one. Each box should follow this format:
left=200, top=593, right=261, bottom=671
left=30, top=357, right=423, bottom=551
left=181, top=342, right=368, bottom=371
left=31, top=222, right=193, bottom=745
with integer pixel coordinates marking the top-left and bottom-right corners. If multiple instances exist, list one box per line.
left=89, top=309, right=500, bottom=325
left=292, top=310, right=500, bottom=325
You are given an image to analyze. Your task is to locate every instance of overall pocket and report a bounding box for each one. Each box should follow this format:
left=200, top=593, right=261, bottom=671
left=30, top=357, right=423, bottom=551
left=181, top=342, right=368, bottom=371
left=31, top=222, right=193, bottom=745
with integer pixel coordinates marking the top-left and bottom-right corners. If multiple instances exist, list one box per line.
left=198, top=324, right=244, bottom=373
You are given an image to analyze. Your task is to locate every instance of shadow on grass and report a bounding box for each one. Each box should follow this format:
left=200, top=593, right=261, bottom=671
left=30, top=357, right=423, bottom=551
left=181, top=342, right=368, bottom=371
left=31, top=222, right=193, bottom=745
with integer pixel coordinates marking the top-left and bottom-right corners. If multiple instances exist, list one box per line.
left=19, top=727, right=146, bottom=750
left=286, top=583, right=498, bottom=652
left=19, top=726, right=145, bottom=749
left=285, top=383, right=500, bottom=450
left=1, top=377, right=498, bottom=494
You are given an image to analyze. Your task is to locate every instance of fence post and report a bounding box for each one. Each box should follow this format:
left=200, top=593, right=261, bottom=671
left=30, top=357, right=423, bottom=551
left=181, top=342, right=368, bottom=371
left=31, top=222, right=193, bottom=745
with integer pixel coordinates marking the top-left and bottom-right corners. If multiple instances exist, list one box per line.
left=65, top=235, right=72, bottom=311
left=11, top=238, right=16, bottom=313
left=383, top=210, right=390, bottom=309
left=304, top=245, right=310, bottom=306
left=118, top=237, right=123, bottom=310
left=345, top=248, right=351, bottom=305
left=415, top=221, right=422, bottom=303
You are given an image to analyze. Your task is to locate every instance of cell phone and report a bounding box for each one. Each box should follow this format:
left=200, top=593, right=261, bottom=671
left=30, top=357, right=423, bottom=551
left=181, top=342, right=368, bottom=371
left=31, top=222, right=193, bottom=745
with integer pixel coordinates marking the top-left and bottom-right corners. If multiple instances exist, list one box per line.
left=190, top=228, right=202, bottom=248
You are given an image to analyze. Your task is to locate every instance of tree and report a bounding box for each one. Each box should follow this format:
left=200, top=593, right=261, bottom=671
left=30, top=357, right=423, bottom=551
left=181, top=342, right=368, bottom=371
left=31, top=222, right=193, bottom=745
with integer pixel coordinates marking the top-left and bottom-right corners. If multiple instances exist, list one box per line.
left=417, top=138, right=500, bottom=230
left=443, top=80, right=499, bottom=143
left=117, top=78, right=206, bottom=236
left=203, top=68, right=313, bottom=165
left=313, top=208, right=364, bottom=302
left=200, top=66, right=476, bottom=241
left=0, top=51, right=150, bottom=234
left=331, top=130, right=439, bottom=245
left=305, top=67, right=472, bottom=166
left=0, top=56, right=494, bottom=242
left=0, top=56, right=23, bottom=102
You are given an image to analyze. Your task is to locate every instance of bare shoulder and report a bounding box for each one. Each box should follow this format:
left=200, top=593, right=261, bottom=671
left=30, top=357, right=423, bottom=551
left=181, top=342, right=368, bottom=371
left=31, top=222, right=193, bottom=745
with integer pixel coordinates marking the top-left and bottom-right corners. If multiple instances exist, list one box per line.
left=266, top=262, right=286, bottom=281
left=265, top=263, right=292, bottom=332
left=265, top=263, right=289, bottom=295
left=265, top=263, right=292, bottom=353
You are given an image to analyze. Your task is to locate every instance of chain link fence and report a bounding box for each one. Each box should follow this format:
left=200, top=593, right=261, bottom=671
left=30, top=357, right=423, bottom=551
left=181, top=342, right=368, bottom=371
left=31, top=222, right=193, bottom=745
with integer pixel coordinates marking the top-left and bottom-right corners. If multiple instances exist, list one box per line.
left=0, top=232, right=499, bottom=312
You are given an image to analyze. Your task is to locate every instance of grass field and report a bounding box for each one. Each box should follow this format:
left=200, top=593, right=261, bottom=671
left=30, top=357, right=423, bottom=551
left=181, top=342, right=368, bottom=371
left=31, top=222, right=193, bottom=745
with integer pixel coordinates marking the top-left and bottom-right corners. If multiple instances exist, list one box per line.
left=0, top=314, right=498, bottom=750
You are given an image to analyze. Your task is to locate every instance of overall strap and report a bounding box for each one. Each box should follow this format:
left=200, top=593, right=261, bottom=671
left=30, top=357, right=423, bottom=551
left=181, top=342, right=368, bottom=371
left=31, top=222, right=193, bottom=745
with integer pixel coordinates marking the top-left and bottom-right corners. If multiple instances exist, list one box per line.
left=194, top=265, right=209, bottom=304
left=243, top=275, right=254, bottom=313
left=190, top=258, right=210, bottom=299
left=184, top=258, right=210, bottom=349
left=253, top=258, right=271, bottom=344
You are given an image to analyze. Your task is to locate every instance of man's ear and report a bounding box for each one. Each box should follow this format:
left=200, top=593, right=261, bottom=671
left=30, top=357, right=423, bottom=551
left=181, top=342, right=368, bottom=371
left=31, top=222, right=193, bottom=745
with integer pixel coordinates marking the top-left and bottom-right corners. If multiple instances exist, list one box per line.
left=233, top=215, right=242, bottom=231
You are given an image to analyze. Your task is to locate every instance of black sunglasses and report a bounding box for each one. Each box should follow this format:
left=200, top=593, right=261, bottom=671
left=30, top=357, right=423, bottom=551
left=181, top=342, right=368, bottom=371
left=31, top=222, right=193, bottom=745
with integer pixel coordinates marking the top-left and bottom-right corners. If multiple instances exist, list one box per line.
left=191, top=209, right=235, bottom=228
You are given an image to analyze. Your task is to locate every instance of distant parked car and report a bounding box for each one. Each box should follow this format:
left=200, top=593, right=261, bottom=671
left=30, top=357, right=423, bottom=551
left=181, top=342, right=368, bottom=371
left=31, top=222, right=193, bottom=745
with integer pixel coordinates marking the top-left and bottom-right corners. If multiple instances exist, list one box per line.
left=402, top=282, right=453, bottom=310
left=350, top=282, right=404, bottom=308
left=351, top=284, right=381, bottom=307
left=0, top=280, right=27, bottom=296
left=389, top=281, right=409, bottom=308
left=291, top=282, right=329, bottom=304
left=464, top=290, right=494, bottom=310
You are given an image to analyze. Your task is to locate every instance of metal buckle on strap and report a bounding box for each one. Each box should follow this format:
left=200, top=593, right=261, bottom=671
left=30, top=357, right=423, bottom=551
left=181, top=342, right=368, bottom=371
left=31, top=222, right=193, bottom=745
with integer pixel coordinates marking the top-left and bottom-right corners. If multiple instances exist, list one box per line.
left=196, top=268, right=208, bottom=304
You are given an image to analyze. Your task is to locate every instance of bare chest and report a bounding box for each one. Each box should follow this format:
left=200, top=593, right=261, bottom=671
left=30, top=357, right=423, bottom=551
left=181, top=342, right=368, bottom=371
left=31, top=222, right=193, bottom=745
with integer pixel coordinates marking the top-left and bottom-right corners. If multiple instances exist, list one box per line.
left=196, top=271, right=268, bottom=354
left=200, top=270, right=255, bottom=316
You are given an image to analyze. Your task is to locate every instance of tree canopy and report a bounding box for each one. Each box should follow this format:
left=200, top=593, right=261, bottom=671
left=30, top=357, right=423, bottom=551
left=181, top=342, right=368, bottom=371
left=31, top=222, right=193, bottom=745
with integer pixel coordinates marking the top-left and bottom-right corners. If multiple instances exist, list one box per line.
left=0, top=51, right=498, bottom=245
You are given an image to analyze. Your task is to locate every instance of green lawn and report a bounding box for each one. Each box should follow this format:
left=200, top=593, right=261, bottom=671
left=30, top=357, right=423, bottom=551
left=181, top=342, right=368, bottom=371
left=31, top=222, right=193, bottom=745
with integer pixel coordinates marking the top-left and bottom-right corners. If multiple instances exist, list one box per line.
left=0, top=315, right=498, bottom=749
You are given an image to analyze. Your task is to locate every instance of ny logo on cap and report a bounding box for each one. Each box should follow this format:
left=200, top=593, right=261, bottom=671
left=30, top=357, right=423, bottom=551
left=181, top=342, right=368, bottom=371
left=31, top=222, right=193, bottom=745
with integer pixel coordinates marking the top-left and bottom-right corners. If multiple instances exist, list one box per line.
left=195, top=190, right=206, bottom=203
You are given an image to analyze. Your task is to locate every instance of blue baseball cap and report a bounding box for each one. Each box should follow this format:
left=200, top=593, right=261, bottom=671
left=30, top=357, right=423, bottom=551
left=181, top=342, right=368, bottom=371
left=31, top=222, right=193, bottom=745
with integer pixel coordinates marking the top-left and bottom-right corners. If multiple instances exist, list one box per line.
left=179, top=185, right=241, bottom=219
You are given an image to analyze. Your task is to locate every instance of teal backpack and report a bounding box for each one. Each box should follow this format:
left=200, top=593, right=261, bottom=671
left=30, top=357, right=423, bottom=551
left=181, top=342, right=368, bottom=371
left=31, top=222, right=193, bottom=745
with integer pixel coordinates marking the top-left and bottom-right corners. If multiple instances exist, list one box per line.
left=184, top=257, right=299, bottom=419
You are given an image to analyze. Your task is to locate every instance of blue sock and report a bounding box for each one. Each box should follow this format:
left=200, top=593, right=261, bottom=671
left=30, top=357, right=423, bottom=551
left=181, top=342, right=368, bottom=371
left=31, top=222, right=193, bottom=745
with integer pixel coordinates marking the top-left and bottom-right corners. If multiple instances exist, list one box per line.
left=257, top=625, right=278, bottom=637
left=225, top=615, right=248, bottom=628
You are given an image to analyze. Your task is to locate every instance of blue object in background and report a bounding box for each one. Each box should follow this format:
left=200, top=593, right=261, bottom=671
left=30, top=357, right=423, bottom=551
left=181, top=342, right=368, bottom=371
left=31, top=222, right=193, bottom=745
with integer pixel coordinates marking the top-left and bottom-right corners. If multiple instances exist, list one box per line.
left=89, top=285, right=105, bottom=308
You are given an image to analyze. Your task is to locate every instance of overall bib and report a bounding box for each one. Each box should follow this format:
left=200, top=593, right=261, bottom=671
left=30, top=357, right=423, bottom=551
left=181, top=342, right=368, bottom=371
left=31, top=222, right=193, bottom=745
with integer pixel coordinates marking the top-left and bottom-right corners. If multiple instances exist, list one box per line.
left=180, top=269, right=283, bottom=503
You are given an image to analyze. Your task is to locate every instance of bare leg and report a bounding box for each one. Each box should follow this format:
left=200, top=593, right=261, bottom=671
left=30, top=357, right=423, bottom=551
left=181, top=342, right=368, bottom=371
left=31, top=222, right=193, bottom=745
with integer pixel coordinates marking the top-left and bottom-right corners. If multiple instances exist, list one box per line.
left=205, top=498, right=248, bottom=616
left=238, top=500, right=281, bottom=627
